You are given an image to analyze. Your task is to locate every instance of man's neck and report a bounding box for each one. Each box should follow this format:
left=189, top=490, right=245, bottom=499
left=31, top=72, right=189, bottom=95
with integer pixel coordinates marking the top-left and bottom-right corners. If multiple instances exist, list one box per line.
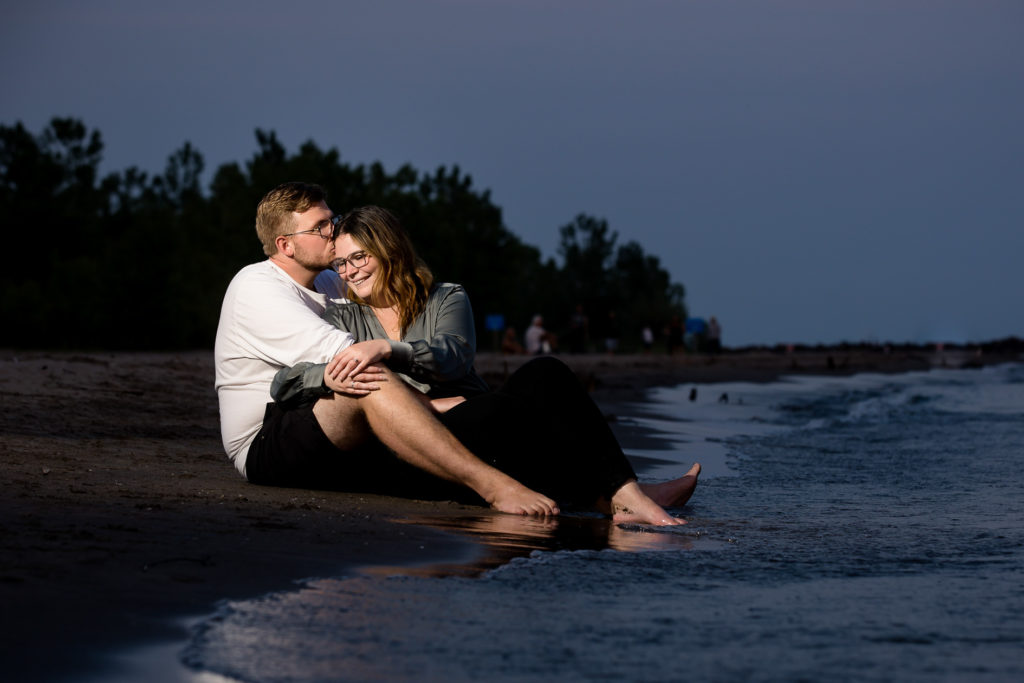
left=269, top=254, right=317, bottom=290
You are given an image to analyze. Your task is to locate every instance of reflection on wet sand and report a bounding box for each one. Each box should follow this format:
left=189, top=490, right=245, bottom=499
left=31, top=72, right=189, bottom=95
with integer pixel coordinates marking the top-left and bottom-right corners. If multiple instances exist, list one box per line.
left=365, top=513, right=700, bottom=578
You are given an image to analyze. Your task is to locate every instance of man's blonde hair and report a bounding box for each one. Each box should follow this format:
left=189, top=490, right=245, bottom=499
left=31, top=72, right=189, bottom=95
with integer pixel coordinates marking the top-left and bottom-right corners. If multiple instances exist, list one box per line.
left=255, top=182, right=327, bottom=256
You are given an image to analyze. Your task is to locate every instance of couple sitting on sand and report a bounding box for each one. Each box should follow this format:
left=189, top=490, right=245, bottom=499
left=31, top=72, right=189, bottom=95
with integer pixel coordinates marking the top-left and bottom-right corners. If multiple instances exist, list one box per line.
left=214, top=182, right=700, bottom=525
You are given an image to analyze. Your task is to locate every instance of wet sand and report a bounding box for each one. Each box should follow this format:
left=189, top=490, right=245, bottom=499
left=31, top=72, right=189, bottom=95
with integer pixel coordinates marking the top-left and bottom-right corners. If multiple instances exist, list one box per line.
left=1, top=345, right=1018, bottom=680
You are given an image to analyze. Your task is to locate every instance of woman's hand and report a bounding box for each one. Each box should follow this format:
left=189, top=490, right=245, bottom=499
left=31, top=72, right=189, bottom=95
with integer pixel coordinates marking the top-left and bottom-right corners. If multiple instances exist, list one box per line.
left=324, top=362, right=388, bottom=396
left=326, top=340, right=392, bottom=384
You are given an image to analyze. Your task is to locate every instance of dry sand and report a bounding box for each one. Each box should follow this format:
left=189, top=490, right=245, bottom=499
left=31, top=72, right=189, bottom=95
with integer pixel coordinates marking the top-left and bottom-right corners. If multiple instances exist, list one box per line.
left=1, top=346, right=1017, bottom=680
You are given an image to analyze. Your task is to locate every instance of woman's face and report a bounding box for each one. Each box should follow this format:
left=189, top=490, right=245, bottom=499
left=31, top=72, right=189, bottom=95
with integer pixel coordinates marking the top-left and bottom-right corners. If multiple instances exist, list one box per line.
left=333, top=233, right=379, bottom=302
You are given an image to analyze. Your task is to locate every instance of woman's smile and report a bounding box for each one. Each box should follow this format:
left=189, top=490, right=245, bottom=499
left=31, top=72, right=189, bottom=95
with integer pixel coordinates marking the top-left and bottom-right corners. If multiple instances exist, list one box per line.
left=347, top=272, right=372, bottom=293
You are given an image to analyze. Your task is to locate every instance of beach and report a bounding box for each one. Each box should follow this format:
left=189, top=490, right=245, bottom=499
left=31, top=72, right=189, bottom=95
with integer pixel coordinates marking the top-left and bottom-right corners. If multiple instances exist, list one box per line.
left=1, top=344, right=1019, bottom=681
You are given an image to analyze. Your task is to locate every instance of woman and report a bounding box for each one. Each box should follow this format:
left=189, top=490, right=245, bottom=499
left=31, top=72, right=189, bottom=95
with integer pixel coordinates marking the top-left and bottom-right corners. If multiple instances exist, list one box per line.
left=274, top=206, right=700, bottom=526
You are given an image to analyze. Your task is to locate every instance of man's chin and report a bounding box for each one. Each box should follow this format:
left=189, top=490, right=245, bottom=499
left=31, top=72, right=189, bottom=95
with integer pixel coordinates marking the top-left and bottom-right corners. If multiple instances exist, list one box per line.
left=295, top=256, right=334, bottom=272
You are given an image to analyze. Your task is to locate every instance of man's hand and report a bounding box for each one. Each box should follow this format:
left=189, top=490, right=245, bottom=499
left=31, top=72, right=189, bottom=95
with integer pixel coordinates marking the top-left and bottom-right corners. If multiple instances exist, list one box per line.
left=327, top=340, right=392, bottom=384
left=324, top=362, right=388, bottom=396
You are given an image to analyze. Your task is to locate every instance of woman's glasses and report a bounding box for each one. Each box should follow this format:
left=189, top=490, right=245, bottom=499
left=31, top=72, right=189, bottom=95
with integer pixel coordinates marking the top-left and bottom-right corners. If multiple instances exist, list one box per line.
left=332, top=251, right=370, bottom=271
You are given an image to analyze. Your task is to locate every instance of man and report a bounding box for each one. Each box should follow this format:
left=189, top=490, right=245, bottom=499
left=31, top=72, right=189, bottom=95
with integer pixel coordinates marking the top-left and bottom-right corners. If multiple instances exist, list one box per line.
left=524, top=315, right=547, bottom=355
left=214, top=182, right=557, bottom=516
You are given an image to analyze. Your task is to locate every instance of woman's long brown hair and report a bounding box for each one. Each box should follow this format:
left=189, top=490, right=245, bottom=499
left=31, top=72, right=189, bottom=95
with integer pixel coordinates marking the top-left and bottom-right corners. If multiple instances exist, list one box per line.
left=334, top=206, right=434, bottom=335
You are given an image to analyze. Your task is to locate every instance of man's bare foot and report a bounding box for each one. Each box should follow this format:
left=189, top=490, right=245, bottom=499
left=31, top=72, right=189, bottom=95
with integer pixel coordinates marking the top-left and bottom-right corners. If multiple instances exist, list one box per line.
left=487, top=481, right=560, bottom=517
left=639, top=463, right=701, bottom=507
left=610, top=481, right=685, bottom=526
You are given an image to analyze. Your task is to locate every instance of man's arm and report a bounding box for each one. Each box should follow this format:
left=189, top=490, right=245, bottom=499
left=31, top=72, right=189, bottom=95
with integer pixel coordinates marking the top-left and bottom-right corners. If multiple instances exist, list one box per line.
left=270, top=356, right=388, bottom=408
left=230, top=265, right=356, bottom=368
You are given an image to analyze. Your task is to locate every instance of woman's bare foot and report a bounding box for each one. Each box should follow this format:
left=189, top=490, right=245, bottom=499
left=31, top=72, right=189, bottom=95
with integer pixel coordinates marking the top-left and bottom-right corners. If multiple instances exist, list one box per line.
left=609, top=481, right=685, bottom=526
left=638, top=463, right=701, bottom=507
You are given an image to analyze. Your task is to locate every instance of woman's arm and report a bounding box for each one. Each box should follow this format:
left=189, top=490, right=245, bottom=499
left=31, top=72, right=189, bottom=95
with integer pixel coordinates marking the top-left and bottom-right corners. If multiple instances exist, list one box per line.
left=319, top=288, right=485, bottom=396
left=388, top=284, right=479, bottom=383
left=268, top=301, right=384, bottom=406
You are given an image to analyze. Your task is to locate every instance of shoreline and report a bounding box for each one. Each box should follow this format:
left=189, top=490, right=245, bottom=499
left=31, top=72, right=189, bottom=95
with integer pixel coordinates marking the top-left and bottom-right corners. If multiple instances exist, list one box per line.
left=2, top=346, right=1020, bottom=680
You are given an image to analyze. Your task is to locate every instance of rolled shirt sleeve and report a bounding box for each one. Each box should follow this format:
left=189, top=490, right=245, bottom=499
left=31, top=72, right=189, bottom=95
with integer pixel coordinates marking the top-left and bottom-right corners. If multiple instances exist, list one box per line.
left=270, top=361, right=331, bottom=408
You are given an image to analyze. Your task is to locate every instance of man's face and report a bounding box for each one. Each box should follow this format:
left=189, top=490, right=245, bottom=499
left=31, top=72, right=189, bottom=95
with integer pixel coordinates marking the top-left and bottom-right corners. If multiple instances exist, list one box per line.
left=286, top=201, right=336, bottom=270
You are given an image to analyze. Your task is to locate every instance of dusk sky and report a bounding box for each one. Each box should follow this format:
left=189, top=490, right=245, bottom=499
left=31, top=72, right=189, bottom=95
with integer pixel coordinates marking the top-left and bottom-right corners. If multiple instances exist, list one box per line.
left=3, top=1, right=1022, bottom=347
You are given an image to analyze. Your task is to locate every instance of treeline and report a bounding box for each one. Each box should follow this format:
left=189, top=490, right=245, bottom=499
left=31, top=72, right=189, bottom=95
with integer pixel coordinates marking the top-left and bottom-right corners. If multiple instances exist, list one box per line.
left=1, top=118, right=686, bottom=351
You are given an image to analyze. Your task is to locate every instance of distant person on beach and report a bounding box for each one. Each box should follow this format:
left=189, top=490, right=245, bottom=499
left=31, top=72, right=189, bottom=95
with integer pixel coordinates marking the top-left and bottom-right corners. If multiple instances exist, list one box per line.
left=214, top=182, right=558, bottom=517
left=524, top=315, right=550, bottom=355
left=501, top=327, right=525, bottom=354
left=271, top=204, right=701, bottom=524
left=642, top=324, right=655, bottom=353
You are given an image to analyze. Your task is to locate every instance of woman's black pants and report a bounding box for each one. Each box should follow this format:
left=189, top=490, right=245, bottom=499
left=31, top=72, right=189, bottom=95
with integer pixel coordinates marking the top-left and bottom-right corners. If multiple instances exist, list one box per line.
left=436, top=356, right=637, bottom=506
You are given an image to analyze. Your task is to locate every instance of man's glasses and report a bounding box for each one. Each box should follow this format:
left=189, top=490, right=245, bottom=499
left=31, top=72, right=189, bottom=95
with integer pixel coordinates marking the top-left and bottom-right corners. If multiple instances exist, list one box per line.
left=282, top=214, right=343, bottom=240
left=332, top=251, right=370, bottom=271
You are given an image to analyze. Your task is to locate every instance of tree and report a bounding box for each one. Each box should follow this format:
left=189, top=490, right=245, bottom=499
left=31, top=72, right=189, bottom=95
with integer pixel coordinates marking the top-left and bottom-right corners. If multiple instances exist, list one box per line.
left=554, top=214, right=687, bottom=350
left=611, top=241, right=687, bottom=347
left=557, top=214, right=618, bottom=317
left=1, top=118, right=687, bottom=351
left=1, top=118, right=112, bottom=346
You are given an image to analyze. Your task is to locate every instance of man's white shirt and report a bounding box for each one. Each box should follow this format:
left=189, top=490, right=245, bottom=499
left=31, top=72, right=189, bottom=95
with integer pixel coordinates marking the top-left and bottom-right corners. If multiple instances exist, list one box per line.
left=214, top=260, right=353, bottom=476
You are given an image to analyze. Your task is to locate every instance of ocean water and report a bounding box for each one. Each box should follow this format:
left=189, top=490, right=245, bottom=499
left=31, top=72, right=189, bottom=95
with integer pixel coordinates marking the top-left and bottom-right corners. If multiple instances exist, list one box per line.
left=177, top=363, right=1023, bottom=682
